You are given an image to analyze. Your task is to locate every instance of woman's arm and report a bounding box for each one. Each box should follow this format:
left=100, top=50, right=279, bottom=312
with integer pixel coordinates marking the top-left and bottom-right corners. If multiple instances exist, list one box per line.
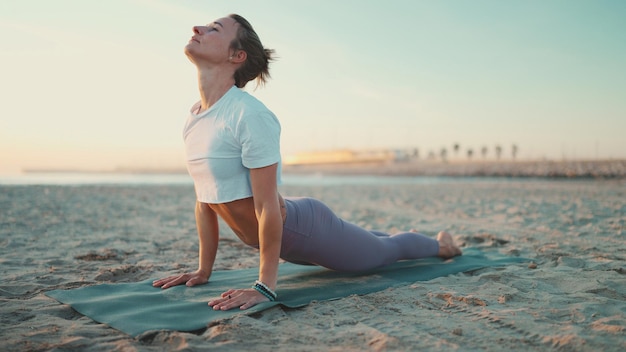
left=153, top=201, right=219, bottom=289
left=249, top=163, right=283, bottom=291
left=195, top=201, right=220, bottom=280
left=208, top=163, right=282, bottom=310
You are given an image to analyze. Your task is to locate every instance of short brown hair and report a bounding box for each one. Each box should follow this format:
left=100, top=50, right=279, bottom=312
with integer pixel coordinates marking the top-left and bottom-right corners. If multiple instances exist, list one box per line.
left=229, top=14, right=275, bottom=88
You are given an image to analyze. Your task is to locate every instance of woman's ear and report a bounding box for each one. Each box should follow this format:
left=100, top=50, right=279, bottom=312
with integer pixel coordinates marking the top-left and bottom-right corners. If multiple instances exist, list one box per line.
left=231, top=50, right=247, bottom=64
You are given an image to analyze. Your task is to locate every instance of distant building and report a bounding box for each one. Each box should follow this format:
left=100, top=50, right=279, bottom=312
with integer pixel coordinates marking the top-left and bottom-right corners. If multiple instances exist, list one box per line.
left=284, top=149, right=399, bottom=166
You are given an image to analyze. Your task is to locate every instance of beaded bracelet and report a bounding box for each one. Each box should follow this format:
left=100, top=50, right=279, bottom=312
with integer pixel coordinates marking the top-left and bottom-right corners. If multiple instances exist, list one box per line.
left=253, top=281, right=277, bottom=301
left=252, top=284, right=275, bottom=301
left=252, top=280, right=277, bottom=301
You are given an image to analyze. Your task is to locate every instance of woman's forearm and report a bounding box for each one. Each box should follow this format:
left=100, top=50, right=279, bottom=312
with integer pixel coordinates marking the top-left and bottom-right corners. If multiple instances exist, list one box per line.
left=195, top=201, right=219, bottom=278
left=256, top=205, right=283, bottom=290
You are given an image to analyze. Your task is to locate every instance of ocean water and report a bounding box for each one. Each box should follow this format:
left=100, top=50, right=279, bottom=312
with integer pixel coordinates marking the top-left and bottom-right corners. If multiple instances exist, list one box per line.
left=0, top=172, right=536, bottom=187
left=0, top=173, right=195, bottom=186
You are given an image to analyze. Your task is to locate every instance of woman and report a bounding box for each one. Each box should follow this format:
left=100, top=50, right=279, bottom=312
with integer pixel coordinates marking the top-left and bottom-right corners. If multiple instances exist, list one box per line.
left=153, top=14, right=462, bottom=311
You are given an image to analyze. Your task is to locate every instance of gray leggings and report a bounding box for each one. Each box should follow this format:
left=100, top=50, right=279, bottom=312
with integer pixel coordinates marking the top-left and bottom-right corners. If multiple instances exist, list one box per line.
left=279, top=197, right=439, bottom=272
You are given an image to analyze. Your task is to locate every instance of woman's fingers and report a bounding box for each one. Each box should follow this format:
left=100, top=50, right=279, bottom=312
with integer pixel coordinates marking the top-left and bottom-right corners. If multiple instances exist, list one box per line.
left=160, top=275, right=186, bottom=289
left=153, top=274, right=188, bottom=289
left=220, top=289, right=236, bottom=298
left=152, top=270, right=209, bottom=289
left=152, top=275, right=176, bottom=287
left=207, top=296, right=228, bottom=308
left=208, top=289, right=269, bottom=311
left=152, top=275, right=174, bottom=286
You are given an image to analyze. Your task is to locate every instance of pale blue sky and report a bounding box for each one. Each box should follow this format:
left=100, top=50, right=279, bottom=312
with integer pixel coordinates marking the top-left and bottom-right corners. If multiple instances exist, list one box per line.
left=1, top=0, right=625, bottom=172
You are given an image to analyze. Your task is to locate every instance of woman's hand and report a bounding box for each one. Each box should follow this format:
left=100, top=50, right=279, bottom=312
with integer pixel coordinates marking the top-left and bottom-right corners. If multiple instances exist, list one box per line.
left=208, top=288, right=270, bottom=310
left=152, top=269, right=208, bottom=289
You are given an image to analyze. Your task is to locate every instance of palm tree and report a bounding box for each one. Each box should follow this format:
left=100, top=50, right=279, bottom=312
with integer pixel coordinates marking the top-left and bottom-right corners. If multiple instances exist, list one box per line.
left=481, top=146, right=488, bottom=159
left=467, top=148, right=474, bottom=160
left=453, top=143, right=460, bottom=158
left=440, top=148, right=448, bottom=162
left=495, top=145, right=502, bottom=160
left=512, top=144, right=518, bottom=160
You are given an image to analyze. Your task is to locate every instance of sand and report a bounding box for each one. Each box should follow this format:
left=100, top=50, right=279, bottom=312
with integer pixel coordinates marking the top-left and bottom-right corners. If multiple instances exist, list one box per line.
left=1, top=177, right=625, bottom=351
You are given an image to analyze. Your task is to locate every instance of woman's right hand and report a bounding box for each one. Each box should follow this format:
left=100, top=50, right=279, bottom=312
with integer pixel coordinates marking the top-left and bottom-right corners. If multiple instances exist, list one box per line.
left=152, top=269, right=209, bottom=289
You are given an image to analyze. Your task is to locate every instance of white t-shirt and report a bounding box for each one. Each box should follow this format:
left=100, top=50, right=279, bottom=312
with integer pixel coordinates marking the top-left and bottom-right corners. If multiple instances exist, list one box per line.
left=183, top=86, right=282, bottom=203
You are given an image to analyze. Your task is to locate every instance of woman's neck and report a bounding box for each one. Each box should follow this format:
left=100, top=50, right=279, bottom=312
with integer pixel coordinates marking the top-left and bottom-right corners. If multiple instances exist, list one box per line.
left=197, top=68, right=237, bottom=112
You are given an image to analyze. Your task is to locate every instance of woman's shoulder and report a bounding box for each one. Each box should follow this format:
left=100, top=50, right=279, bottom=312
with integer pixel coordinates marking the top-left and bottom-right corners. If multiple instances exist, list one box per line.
left=229, top=87, right=271, bottom=113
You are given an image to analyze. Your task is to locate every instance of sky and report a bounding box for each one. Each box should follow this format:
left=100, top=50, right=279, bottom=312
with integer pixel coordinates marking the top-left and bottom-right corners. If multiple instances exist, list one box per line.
left=1, top=0, right=625, bottom=173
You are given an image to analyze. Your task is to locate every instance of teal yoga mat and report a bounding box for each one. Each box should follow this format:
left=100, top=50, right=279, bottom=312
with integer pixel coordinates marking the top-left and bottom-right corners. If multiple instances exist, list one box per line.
left=46, top=248, right=527, bottom=336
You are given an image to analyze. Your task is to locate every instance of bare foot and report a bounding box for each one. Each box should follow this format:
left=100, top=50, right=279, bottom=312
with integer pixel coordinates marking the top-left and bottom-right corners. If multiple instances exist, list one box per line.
left=436, top=231, right=462, bottom=259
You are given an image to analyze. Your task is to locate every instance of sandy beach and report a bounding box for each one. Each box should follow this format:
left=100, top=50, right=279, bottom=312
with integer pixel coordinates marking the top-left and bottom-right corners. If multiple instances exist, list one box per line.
left=1, top=175, right=625, bottom=351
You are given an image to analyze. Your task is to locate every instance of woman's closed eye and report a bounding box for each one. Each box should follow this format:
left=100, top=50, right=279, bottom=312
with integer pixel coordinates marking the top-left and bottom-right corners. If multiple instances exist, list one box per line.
left=205, top=23, right=221, bottom=32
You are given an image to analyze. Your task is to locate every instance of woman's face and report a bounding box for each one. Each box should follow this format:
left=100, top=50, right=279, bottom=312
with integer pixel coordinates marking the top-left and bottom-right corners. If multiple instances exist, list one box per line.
left=185, top=16, right=239, bottom=65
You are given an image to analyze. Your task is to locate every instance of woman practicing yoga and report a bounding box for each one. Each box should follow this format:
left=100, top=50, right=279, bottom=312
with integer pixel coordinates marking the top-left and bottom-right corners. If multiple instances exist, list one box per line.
left=152, top=14, right=462, bottom=311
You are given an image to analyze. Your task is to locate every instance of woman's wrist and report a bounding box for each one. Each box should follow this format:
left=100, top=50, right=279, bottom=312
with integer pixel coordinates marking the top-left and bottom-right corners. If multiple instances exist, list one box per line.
left=196, top=268, right=210, bottom=278
left=252, top=280, right=277, bottom=301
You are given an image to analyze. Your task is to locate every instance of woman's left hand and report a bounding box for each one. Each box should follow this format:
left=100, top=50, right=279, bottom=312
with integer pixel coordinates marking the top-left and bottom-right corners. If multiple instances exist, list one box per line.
left=208, top=288, right=270, bottom=311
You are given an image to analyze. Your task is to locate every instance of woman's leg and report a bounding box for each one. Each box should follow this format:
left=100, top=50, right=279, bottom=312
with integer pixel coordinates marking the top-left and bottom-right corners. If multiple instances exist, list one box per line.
left=281, top=197, right=442, bottom=272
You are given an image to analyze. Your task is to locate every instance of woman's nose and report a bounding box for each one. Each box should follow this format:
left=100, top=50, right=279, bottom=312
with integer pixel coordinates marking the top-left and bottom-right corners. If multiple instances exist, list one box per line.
left=192, top=26, right=205, bottom=35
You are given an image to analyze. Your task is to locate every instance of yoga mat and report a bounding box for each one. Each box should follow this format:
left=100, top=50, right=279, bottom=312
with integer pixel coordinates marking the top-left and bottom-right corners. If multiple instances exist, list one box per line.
left=46, top=248, right=527, bottom=336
